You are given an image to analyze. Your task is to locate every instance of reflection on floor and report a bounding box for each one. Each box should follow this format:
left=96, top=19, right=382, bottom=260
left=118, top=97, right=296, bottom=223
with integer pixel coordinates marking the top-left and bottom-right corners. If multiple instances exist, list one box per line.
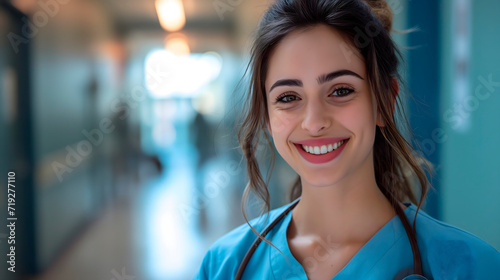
left=29, top=147, right=244, bottom=280
left=29, top=196, right=142, bottom=280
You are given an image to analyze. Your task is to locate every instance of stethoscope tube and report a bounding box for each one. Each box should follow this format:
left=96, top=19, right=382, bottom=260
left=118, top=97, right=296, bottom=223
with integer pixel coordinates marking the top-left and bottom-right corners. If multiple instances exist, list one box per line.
left=235, top=198, right=427, bottom=279
left=235, top=199, right=299, bottom=279
left=394, top=200, right=423, bottom=276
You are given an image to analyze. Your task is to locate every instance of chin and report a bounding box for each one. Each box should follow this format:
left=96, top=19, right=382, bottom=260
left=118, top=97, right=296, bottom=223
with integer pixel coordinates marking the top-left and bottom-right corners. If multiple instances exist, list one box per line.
left=300, top=173, right=343, bottom=188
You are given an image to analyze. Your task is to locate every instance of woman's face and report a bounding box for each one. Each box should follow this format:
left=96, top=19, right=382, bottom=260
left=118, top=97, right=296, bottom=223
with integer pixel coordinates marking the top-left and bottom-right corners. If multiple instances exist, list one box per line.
left=265, top=24, right=382, bottom=188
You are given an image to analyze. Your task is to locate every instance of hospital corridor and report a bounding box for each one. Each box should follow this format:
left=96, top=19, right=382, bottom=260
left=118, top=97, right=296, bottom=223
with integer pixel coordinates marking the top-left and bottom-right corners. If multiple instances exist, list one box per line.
left=1, top=0, right=500, bottom=279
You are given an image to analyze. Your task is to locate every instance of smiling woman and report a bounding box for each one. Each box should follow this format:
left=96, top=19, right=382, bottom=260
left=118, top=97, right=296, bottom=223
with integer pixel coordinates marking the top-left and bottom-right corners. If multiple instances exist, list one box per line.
left=266, top=26, right=379, bottom=190
left=194, top=0, right=500, bottom=279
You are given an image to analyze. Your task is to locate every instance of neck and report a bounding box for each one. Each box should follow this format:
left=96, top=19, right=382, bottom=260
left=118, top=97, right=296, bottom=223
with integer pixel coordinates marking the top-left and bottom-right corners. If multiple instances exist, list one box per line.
left=290, top=170, right=395, bottom=245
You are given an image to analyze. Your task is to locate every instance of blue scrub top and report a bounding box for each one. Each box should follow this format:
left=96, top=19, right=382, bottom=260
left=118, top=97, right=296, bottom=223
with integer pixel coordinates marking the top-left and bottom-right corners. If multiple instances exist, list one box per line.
left=194, top=202, right=500, bottom=279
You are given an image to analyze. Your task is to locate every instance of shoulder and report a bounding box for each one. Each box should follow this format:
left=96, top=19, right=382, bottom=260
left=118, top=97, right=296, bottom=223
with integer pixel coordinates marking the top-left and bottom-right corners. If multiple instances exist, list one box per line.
left=193, top=202, right=293, bottom=279
left=406, top=205, right=500, bottom=278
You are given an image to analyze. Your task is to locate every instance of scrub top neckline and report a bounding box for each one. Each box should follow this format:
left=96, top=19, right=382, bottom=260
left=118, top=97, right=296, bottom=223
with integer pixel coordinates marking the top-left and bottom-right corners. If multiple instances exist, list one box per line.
left=269, top=203, right=415, bottom=279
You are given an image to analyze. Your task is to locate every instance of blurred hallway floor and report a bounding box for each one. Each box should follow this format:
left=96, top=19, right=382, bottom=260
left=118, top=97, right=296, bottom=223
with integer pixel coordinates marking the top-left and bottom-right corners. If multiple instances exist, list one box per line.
left=28, top=150, right=209, bottom=280
left=28, top=195, right=143, bottom=280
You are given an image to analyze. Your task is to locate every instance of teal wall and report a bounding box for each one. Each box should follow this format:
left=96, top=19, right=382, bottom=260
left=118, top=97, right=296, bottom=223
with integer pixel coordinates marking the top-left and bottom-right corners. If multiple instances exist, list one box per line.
left=407, top=0, right=442, bottom=218
left=440, top=0, right=500, bottom=251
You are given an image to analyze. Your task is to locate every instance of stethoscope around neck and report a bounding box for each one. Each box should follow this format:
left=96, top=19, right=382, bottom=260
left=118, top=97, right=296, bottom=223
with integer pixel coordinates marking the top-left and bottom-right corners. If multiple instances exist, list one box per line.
left=235, top=198, right=428, bottom=280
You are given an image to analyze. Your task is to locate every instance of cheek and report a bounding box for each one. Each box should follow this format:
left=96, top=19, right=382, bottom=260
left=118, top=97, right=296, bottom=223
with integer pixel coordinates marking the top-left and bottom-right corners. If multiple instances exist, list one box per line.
left=337, top=101, right=378, bottom=135
left=269, top=112, right=296, bottom=136
left=337, top=108, right=360, bottom=127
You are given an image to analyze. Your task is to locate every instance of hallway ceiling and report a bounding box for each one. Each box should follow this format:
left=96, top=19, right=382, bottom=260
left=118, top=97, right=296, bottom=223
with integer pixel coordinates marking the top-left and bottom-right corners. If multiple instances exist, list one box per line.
left=102, top=0, right=234, bottom=33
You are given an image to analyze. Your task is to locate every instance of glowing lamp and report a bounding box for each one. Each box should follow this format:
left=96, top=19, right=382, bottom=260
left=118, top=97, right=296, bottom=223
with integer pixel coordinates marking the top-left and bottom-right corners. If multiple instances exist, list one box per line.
left=165, top=33, right=190, bottom=55
left=155, top=0, right=186, bottom=32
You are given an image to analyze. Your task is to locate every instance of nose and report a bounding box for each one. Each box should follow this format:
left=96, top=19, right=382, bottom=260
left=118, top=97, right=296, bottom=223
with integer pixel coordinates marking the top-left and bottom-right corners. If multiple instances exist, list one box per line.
left=301, top=99, right=332, bottom=135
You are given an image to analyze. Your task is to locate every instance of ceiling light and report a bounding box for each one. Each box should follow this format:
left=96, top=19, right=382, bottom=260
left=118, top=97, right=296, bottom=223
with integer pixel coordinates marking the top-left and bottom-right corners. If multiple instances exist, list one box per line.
left=155, top=0, right=186, bottom=32
left=165, top=33, right=190, bottom=55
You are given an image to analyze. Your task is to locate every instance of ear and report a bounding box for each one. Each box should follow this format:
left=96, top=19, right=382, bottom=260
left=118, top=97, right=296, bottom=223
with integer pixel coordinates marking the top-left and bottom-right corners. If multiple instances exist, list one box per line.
left=376, top=76, right=399, bottom=127
left=376, top=111, right=385, bottom=127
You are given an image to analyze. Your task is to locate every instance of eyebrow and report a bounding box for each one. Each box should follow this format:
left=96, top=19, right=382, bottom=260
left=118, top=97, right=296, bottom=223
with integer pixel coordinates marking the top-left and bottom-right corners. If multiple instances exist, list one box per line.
left=317, top=69, right=364, bottom=84
left=269, top=69, right=364, bottom=93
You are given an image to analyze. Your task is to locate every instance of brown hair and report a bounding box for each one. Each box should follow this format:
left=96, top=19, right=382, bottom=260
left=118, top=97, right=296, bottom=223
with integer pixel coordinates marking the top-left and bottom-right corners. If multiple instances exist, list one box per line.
left=365, top=0, right=394, bottom=32
left=237, top=0, right=430, bottom=243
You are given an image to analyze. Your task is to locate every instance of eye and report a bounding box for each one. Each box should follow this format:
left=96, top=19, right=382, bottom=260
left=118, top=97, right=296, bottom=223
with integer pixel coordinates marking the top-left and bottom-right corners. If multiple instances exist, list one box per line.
left=275, top=93, right=300, bottom=103
left=331, top=87, right=355, bottom=97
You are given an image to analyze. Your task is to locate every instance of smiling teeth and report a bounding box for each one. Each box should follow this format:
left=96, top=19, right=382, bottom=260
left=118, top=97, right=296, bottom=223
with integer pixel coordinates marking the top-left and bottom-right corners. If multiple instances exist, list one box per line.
left=302, top=140, right=345, bottom=155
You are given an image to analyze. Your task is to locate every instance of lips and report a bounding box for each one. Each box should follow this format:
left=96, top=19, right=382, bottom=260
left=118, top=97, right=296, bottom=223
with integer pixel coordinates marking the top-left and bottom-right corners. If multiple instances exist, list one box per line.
left=294, top=138, right=349, bottom=164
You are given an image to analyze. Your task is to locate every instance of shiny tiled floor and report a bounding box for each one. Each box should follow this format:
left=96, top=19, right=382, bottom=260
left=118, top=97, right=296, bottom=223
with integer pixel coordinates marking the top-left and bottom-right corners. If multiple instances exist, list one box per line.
left=30, top=146, right=245, bottom=280
left=29, top=196, right=143, bottom=280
